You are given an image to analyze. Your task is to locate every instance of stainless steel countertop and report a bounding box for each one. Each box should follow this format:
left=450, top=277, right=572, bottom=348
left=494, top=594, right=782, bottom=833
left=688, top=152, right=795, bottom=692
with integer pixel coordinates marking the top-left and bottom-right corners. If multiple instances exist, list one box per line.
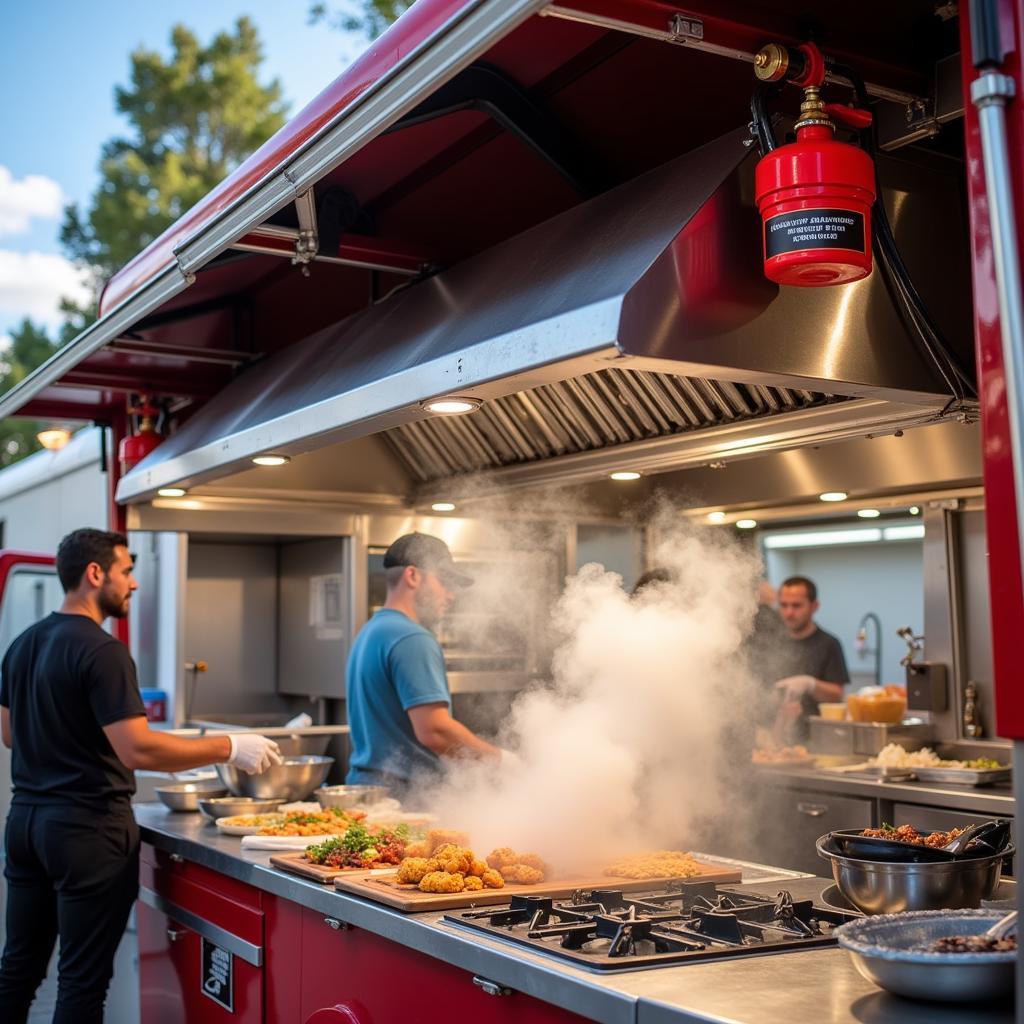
left=135, top=805, right=1013, bottom=1024
left=755, top=766, right=1015, bottom=815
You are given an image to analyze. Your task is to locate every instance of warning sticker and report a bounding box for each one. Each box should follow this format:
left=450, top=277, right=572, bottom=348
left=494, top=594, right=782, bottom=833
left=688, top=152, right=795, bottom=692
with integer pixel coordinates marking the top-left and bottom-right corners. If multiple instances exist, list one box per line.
left=764, top=208, right=865, bottom=258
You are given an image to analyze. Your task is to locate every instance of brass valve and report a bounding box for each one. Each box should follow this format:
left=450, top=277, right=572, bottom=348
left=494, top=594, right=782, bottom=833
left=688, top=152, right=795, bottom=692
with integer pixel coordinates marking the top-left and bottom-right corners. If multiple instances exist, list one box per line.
left=753, top=43, right=791, bottom=83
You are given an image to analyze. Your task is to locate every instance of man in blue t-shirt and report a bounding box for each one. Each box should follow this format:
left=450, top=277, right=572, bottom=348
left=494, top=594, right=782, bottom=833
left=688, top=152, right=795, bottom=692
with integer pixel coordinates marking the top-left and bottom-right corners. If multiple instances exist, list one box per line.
left=345, top=533, right=500, bottom=794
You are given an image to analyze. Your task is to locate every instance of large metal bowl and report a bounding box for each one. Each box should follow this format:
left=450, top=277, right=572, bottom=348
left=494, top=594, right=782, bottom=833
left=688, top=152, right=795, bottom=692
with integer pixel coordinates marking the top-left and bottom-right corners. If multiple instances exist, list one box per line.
left=816, top=834, right=1013, bottom=914
left=314, top=784, right=389, bottom=809
left=834, top=909, right=1015, bottom=1002
left=197, top=796, right=285, bottom=821
left=154, top=780, right=227, bottom=812
left=215, top=755, right=334, bottom=801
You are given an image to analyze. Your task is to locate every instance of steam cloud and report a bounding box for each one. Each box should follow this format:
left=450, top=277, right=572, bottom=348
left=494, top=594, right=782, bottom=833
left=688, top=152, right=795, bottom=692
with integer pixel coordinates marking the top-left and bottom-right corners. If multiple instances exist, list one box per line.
left=425, top=502, right=763, bottom=873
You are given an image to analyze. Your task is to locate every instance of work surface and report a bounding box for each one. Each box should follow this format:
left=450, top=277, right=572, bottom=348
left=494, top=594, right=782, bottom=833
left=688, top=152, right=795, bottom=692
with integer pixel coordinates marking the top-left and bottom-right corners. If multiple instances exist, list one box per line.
left=136, top=804, right=1014, bottom=1024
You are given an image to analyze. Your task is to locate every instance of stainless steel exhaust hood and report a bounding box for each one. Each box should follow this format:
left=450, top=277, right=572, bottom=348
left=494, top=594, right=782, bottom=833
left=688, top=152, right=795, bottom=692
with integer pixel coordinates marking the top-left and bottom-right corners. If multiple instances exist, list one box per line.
left=117, top=125, right=967, bottom=503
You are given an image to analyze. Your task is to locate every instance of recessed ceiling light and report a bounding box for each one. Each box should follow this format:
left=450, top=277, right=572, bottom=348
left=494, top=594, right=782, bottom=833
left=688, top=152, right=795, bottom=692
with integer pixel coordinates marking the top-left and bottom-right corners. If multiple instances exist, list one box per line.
left=431, top=502, right=456, bottom=513
left=857, top=508, right=880, bottom=518
left=819, top=491, right=848, bottom=502
left=707, top=511, right=727, bottom=524
left=422, top=397, right=482, bottom=415
left=36, top=427, right=72, bottom=450
left=735, top=518, right=758, bottom=529
left=610, top=471, right=642, bottom=481
left=909, top=505, right=921, bottom=515
left=157, top=487, right=187, bottom=498
left=252, top=454, right=290, bottom=466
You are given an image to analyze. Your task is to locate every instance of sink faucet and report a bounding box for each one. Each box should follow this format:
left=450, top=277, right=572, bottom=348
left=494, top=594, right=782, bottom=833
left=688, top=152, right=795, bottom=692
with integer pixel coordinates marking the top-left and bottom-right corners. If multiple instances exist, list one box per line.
left=856, top=612, right=882, bottom=689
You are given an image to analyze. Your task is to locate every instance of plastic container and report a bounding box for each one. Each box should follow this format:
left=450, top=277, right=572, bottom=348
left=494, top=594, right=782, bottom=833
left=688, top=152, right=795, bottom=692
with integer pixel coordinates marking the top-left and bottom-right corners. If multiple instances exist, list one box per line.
left=847, top=686, right=907, bottom=725
left=819, top=702, right=847, bottom=721
left=140, top=688, right=168, bottom=722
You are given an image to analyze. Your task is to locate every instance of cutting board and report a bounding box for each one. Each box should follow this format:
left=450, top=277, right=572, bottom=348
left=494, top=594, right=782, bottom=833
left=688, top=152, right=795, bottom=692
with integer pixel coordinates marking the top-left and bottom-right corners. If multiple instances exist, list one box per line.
left=269, top=852, right=378, bottom=884
left=331, top=860, right=743, bottom=912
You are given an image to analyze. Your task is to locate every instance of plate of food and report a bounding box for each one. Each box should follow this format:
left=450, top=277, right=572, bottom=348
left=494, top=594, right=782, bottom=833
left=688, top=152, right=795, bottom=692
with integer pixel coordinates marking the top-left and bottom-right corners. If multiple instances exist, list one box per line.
left=752, top=744, right=817, bottom=768
left=215, top=812, right=287, bottom=836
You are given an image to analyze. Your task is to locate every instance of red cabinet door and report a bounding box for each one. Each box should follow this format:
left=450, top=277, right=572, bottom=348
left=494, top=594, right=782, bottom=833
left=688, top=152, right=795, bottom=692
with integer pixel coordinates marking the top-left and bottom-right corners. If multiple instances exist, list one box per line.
left=137, top=900, right=264, bottom=1023
left=298, top=908, right=590, bottom=1024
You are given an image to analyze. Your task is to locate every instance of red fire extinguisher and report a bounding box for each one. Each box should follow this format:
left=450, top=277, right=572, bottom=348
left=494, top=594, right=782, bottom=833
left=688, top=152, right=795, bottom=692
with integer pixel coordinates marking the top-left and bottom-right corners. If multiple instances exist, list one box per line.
left=119, top=396, right=163, bottom=474
left=752, top=42, right=875, bottom=287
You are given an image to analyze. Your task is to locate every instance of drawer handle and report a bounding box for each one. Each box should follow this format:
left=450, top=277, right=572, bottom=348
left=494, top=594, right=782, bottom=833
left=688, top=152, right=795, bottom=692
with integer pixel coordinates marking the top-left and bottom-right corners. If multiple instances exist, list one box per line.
left=324, top=917, right=350, bottom=931
left=797, top=802, right=828, bottom=818
left=167, top=927, right=188, bottom=942
left=473, top=976, right=511, bottom=997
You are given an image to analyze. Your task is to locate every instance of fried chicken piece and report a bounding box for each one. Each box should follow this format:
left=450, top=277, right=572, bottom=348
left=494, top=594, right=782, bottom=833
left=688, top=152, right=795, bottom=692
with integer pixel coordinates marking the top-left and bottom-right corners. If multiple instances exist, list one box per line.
left=404, top=841, right=429, bottom=859
left=486, top=847, right=517, bottom=869
left=469, top=858, right=488, bottom=878
left=499, top=863, right=544, bottom=885
left=418, top=871, right=465, bottom=894
left=426, top=830, right=471, bottom=855
left=463, top=875, right=484, bottom=891
left=516, top=853, right=548, bottom=874
left=480, top=869, right=505, bottom=889
left=396, top=857, right=433, bottom=885
left=433, top=844, right=474, bottom=875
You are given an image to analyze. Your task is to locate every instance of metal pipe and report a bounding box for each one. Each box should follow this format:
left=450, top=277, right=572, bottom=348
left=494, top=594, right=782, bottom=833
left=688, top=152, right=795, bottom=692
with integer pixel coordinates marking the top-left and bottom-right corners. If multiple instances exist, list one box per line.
left=968, top=5, right=1024, bottom=1017
left=856, top=611, right=883, bottom=689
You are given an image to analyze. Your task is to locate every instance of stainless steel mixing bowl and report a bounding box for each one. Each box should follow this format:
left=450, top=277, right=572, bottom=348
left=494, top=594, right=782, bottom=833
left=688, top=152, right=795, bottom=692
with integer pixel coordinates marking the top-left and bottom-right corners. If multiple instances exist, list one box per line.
left=816, top=834, right=1012, bottom=914
left=314, top=784, right=389, bottom=809
left=197, top=796, right=285, bottom=821
left=834, top=909, right=1015, bottom=1002
left=215, top=755, right=334, bottom=801
left=154, top=780, right=227, bottom=812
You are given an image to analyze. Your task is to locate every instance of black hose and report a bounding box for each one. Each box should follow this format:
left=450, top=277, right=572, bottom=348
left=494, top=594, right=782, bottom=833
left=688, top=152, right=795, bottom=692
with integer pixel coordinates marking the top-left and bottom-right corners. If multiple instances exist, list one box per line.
left=750, top=83, right=779, bottom=158
left=830, top=61, right=976, bottom=401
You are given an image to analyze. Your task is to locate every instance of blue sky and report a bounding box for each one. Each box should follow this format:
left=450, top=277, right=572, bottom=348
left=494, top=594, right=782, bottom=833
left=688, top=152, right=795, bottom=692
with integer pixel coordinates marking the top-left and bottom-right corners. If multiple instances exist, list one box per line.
left=0, top=2, right=365, bottom=341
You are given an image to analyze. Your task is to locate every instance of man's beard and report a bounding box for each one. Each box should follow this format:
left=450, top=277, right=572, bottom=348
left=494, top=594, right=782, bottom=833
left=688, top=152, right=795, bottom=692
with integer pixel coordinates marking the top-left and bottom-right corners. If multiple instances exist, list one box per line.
left=98, top=586, right=130, bottom=619
left=413, top=590, right=444, bottom=631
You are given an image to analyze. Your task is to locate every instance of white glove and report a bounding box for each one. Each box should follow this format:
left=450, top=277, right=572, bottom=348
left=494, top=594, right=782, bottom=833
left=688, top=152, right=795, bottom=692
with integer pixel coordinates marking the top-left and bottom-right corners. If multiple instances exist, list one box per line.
left=227, top=734, right=283, bottom=775
left=774, top=675, right=817, bottom=700
left=498, top=748, right=523, bottom=770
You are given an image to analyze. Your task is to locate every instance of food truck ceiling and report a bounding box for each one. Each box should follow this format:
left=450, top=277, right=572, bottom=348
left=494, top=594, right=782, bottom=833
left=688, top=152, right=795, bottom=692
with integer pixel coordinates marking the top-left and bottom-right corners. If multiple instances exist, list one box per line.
left=0, top=0, right=970, bottom=497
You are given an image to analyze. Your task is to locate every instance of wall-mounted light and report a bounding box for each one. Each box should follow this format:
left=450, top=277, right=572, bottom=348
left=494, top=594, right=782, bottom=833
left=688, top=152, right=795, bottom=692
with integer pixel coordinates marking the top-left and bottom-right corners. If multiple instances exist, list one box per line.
left=857, top=508, right=880, bottom=519
left=609, top=471, right=641, bottom=481
left=819, top=491, right=848, bottom=502
left=421, top=397, right=482, bottom=415
left=252, top=454, right=291, bottom=466
left=431, top=502, right=456, bottom=513
left=36, top=427, right=72, bottom=450
left=157, top=487, right=187, bottom=498
left=707, top=511, right=727, bottom=524
left=909, top=505, right=921, bottom=515
left=735, top=519, right=758, bottom=530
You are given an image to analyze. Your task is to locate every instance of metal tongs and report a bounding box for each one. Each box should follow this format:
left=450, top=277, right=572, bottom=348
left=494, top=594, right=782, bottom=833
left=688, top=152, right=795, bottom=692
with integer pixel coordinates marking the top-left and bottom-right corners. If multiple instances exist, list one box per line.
left=985, top=910, right=1018, bottom=942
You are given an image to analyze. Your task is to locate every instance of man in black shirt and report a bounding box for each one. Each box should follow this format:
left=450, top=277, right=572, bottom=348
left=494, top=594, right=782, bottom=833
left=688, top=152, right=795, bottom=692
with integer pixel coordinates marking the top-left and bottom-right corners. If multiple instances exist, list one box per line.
left=773, top=575, right=850, bottom=739
left=0, top=528, right=282, bottom=1024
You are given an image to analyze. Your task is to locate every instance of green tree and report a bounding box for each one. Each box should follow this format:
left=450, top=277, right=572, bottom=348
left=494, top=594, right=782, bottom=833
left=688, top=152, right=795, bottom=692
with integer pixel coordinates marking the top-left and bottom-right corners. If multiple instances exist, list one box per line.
left=0, top=18, right=289, bottom=468
left=62, top=17, right=288, bottom=281
left=0, top=320, right=61, bottom=466
left=309, top=1, right=411, bottom=41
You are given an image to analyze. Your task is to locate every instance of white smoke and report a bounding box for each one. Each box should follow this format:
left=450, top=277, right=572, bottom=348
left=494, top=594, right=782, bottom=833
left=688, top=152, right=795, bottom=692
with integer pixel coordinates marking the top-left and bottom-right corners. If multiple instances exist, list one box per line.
left=424, top=502, right=763, bottom=874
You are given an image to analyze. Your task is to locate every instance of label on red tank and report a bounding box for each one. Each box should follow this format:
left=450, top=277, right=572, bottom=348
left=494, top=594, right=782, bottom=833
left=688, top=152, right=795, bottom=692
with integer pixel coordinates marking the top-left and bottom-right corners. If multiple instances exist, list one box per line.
left=764, top=208, right=865, bottom=257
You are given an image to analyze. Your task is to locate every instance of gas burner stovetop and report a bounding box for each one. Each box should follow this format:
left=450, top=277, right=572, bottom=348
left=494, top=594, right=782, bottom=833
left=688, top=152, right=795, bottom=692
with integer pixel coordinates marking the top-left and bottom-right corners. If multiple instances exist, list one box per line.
left=445, top=881, right=858, bottom=972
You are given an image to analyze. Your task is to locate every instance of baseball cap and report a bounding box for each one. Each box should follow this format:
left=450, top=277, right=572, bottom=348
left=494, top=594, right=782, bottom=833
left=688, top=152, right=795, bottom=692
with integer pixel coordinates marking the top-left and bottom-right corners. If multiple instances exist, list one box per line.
left=382, top=533, right=474, bottom=588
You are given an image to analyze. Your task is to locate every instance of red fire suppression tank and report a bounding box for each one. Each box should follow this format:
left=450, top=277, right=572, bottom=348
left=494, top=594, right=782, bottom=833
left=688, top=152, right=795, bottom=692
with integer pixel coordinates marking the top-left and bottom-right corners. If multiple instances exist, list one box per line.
left=119, top=399, right=163, bottom=474
left=755, top=79, right=876, bottom=287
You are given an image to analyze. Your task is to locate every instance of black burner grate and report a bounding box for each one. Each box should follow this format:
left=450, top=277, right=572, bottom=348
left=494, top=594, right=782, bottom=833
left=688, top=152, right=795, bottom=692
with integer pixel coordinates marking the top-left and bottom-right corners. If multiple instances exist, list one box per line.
left=445, top=882, right=858, bottom=972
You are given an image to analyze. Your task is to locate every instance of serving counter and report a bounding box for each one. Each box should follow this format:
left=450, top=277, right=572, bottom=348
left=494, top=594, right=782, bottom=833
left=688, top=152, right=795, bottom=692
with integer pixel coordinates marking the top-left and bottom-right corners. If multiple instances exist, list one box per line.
left=135, top=805, right=1012, bottom=1024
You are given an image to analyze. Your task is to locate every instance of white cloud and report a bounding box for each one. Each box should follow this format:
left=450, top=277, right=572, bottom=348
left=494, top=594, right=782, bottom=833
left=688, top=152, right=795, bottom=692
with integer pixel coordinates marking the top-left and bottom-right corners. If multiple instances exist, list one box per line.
left=0, top=250, right=92, bottom=332
left=0, top=167, right=65, bottom=237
